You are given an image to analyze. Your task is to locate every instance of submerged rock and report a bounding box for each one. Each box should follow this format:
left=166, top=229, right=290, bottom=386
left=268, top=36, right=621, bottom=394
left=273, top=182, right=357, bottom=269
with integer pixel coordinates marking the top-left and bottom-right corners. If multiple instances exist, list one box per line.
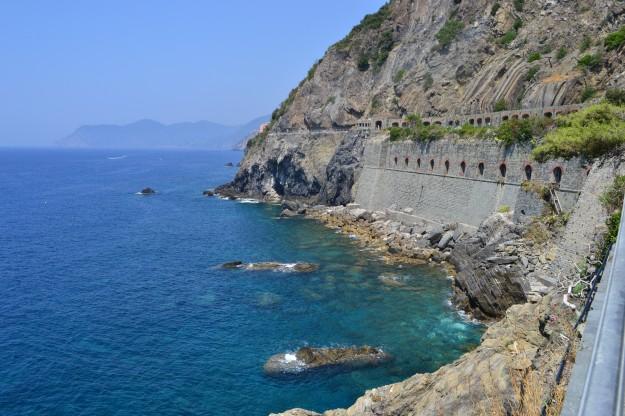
left=138, top=187, right=156, bottom=195
left=203, top=189, right=215, bottom=197
left=220, top=261, right=318, bottom=273
left=264, top=346, right=392, bottom=375
left=225, top=162, right=234, bottom=167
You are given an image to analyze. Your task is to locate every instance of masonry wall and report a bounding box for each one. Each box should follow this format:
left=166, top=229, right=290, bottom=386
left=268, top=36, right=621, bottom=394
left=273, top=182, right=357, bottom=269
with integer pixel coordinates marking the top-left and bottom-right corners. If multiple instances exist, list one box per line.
left=354, top=138, right=589, bottom=229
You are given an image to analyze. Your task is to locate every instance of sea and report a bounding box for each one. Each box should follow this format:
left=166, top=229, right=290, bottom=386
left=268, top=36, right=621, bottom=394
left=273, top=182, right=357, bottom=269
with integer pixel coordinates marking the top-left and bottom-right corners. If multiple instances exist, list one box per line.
left=0, top=148, right=483, bottom=415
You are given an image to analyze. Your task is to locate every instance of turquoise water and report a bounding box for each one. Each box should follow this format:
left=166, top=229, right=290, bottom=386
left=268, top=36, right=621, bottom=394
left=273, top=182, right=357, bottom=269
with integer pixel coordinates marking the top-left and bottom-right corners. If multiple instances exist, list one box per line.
left=0, top=149, right=483, bottom=415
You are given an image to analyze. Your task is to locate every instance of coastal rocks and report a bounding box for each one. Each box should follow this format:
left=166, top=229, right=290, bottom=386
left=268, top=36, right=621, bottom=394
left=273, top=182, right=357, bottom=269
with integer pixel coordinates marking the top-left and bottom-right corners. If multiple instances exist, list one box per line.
left=221, top=261, right=319, bottom=273
left=225, top=162, right=234, bottom=167
left=451, top=213, right=528, bottom=319
left=273, top=296, right=578, bottom=416
left=202, top=189, right=215, bottom=197
left=280, top=209, right=297, bottom=218
left=138, top=187, right=156, bottom=195
left=263, top=346, right=392, bottom=375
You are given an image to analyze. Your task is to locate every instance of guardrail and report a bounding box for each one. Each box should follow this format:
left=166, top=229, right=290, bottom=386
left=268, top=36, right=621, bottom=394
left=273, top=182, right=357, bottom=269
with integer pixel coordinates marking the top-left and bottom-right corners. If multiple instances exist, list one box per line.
left=561, top=197, right=625, bottom=415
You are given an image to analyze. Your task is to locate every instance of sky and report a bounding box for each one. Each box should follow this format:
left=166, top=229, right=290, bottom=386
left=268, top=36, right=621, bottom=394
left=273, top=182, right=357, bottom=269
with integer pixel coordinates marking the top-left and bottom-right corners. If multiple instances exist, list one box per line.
left=0, top=0, right=385, bottom=146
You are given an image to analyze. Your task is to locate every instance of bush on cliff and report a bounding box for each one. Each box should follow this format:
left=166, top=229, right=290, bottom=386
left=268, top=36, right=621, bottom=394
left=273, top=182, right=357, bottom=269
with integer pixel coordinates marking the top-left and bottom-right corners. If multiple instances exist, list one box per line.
left=496, top=117, right=552, bottom=145
left=389, top=115, right=446, bottom=142
left=605, top=26, right=625, bottom=51
left=436, top=18, right=464, bottom=49
left=532, top=103, right=625, bottom=161
left=606, top=88, right=625, bottom=106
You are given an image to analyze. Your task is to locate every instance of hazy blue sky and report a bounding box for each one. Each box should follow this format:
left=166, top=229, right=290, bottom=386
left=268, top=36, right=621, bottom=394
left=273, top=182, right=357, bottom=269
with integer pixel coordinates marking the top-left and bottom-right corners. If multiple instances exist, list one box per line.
left=0, top=0, right=385, bottom=146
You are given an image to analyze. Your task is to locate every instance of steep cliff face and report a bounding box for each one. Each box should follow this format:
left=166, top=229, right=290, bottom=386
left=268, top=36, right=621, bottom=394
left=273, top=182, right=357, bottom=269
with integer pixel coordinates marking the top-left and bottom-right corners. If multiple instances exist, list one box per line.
left=220, top=0, right=625, bottom=203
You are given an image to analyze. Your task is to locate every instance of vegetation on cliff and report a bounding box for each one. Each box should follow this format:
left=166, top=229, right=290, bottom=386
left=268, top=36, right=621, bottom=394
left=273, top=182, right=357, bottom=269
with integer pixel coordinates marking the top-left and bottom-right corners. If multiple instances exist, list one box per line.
left=532, top=102, right=625, bottom=162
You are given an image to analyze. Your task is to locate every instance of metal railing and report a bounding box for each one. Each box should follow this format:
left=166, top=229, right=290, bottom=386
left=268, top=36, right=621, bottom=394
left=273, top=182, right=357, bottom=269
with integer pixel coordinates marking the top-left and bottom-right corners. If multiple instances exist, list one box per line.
left=561, top=197, right=625, bottom=416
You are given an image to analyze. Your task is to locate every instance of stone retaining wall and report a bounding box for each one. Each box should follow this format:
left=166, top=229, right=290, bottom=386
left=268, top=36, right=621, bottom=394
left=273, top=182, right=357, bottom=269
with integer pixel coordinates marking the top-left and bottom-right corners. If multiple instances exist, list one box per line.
left=354, top=138, right=589, bottom=229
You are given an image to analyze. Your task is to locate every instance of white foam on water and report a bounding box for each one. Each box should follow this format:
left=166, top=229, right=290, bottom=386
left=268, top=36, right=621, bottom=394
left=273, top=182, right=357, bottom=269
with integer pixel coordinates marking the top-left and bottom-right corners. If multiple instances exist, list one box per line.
left=239, top=198, right=260, bottom=204
left=107, top=155, right=127, bottom=160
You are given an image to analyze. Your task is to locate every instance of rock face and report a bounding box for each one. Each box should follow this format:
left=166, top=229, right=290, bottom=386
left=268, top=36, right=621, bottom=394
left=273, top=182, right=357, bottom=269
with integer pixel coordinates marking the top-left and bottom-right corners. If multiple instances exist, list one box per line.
left=264, top=346, right=393, bottom=376
left=271, top=296, right=578, bottom=416
left=220, top=261, right=319, bottom=273
left=451, top=213, right=528, bottom=319
left=220, top=0, right=625, bottom=203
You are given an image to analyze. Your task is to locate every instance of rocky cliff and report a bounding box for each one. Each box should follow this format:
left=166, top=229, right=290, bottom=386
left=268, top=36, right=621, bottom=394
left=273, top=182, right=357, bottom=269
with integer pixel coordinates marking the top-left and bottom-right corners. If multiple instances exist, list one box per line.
left=219, top=0, right=625, bottom=202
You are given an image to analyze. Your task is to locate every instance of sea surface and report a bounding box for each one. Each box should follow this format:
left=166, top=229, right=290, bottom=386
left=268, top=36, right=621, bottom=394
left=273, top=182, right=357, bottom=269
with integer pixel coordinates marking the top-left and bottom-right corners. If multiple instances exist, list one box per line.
left=0, top=149, right=484, bottom=415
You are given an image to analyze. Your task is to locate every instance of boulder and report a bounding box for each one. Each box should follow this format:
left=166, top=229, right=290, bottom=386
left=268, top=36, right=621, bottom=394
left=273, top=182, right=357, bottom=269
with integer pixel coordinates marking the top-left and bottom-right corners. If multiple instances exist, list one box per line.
left=281, top=200, right=300, bottom=212
left=428, top=226, right=444, bottom=244
left=221, top=261, right=243, bottom=269
left=202, top=190, right=215, bottom=197
left=349, top=208, right=368, bottom=220
left=263, top=346, right=392, bottom=375
left=486, top=256, right=519, bottom=265
left=280, top=209, right=297, bottom=218
left=438, top=231, right=455, bottom=249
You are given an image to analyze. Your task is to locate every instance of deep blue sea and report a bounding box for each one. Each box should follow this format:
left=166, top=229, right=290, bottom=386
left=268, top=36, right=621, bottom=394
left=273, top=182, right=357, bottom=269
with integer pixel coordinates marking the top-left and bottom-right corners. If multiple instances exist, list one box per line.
left=0, top=149, right=483, bottom=415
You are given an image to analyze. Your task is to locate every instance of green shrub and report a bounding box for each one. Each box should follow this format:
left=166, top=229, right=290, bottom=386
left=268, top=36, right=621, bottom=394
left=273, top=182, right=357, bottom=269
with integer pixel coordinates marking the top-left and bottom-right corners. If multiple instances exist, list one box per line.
left=601, top=175, right=625, bottom=212
left=498, top=205, right=511, bottom=213
left=499, top=30, right=518, bottom=46
left=580, top=35, right=592, bottom=52
left=372, top=30, right=395, bottom=68
left=526, top=65, right=540, bottom=82
left=436, top=19, right=464, bottom=48
left=356, top=3, right=391, bottom=32
left=532, top=103, right=625, bottom=161
left=604, top=210, right=622, bottom=249
left=496, top=117, right=552, bottom=145
left=454, top=124, right=490, bottom=139
left=540, top=44, right=553, bottom=54
left=388, top=115, right=446, bottom=142
left=490, top=2, right=501, bottom=16
left=605, top=26, right=625, bottom=51
left=578, top=53, right=603, bottom=71
left=556, top=46, right=568, bottom=60
left=393, top=69, right=406, bottom=83
left=606, top=88, right=625, bottom=106
left=494, top=98, right=508, bottom=112
left=514, top=0, right=525, bottom=12
left=581, top=86, right=596, bottom=102
left=357, top=54, right=370, bottom=71
left=513, top=18, right=524, bottom=31
left=527, top=51, right=541, bottom=63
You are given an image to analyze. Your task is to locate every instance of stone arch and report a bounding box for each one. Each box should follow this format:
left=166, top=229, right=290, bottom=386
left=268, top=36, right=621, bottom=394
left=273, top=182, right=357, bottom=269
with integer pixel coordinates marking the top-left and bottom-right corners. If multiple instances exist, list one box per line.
left=448, top=120, right=454, bottom=126
left=477, top=118, right=483, bottom=126
left=478, top=162, right=485, bottom=176
left=553, top=166, right=562, bottom=183
left=469, top=118, right=475, bottom=125
left=392, top=122, right=399, bottom=127
left=376, top=120, right=383, bottom=129
left=444, top=160, right=450, bottom=173
left=394, top=156, right=398, bottom=165
left=522, top=114, right=530, bottom=119
left=512, top=115, right=519, bottom=120
left=405, top=156, right=409, bottom=166
left=417, top=158, right=421, bottom=168
left=455, top=120, right=460, bottom=126
left=435, top=121, right=442, bottom=125
left=525, top=165, right=532, bottom=180
left=423, top=121, right=431, bottom=126
left=485, top=117, right=491, bottom=125
left=500, top=163, right=507, bottom=178
left=430, top=159, right=435, bottom=170
left=460, top=161, right=466, bottom=175
left=402, top=122, right=408, bottom=127
left=502, top=115, right=510, bottom=121
left=544, top=111, right=553, bottom=118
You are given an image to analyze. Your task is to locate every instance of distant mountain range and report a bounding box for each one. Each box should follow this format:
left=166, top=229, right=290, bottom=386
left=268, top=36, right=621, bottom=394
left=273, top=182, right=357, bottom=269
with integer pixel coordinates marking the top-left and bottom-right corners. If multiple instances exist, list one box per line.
left=58, top=115, right=269, bottom=150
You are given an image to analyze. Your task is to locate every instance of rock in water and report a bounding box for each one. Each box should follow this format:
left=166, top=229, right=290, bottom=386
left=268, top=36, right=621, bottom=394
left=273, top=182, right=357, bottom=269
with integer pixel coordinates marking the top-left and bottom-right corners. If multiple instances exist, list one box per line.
left=139, top=187, right=156, bottom=195
left=203, top=189, right=215, bottom=197
left=220, top=261, right=318, bottom=273
left=263, top=346, right=392, bottom=375
left=221, top=261, right=243, bottom=269
left=280, top=209, right=297, bottom=218
left=225, top=162, right=234, bottom=167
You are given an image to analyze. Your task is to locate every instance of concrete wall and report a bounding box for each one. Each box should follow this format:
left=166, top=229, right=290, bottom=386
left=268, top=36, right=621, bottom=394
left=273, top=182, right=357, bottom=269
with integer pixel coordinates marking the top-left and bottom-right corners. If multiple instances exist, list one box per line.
left=354, top=138, right=589, bottom=229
